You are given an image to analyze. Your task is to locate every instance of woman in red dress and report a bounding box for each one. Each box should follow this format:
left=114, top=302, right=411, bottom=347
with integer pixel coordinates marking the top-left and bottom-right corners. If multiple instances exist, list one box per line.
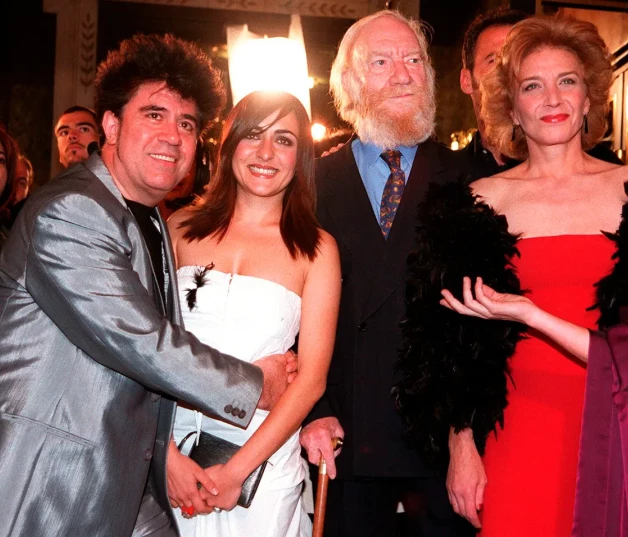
left=394, top=14, right=627, bottom=537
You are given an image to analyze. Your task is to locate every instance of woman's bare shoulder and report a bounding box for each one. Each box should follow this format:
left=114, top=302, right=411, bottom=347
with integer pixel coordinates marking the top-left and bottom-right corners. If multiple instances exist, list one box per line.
left=166, top=206, right=194, bottom=231
left=471, top=164, right=526, bottom=205
left=315, top=229, right=340, bottom=262
left=166, top=207, right=196, bottom=247
left=608, top=164, right=628, bottom=202
left=470, top=175, right=506, bottom=202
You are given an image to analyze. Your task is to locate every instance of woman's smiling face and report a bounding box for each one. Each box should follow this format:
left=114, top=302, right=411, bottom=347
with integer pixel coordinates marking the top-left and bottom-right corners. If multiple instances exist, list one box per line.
left=231, top=110, right=299, bottom=201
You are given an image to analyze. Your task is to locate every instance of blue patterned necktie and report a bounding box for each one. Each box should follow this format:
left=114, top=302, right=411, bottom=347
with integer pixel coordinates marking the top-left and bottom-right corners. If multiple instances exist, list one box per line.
left=379, top=149, right=405, bottom=239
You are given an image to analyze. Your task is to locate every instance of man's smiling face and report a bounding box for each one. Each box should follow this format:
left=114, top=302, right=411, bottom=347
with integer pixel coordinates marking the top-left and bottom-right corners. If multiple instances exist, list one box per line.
left=101, top=81, right=199, bottom=206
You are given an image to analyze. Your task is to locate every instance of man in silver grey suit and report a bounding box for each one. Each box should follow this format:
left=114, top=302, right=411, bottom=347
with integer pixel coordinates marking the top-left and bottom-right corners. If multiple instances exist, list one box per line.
left=0, top=34, right=295, bottom=537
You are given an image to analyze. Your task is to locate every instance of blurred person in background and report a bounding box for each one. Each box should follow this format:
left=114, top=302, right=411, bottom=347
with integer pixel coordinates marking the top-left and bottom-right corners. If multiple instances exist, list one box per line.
left=0, top=126, right=19, bottom=249
left=9, top=153, right=34, bottom=220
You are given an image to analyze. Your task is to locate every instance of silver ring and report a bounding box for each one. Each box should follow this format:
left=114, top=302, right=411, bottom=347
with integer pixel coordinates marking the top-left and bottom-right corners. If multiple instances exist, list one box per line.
left=214, top=507, right=222, bottom=513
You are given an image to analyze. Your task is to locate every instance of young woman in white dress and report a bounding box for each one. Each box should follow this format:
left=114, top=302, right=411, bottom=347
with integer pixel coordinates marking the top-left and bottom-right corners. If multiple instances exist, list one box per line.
left=165, top=90, right=341, bottom=537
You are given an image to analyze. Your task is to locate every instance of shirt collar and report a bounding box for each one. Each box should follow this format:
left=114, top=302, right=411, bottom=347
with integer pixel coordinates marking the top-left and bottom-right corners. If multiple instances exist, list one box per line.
left=353, top=138, right=417, bottom=169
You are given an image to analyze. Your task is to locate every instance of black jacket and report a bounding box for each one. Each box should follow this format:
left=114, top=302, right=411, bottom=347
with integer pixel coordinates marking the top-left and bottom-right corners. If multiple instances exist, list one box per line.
left=307, top=138, right=464, bottom=478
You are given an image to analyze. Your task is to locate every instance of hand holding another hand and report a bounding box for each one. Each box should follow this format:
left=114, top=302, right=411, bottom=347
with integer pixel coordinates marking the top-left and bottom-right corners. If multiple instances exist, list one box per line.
left=203, top=463, right=243, bottom=512
left=166, top=440, right=218, bottom=516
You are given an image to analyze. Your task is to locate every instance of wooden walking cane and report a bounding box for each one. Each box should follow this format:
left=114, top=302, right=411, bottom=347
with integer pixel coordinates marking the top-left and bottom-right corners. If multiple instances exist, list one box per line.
left=312, top=437, right=343, bottom=537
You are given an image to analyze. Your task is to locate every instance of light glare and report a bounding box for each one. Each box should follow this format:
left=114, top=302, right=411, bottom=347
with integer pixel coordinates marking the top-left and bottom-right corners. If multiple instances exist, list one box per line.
left=311, top=123, right=327, bottom=141
left=227, top=15, right=311, bottom=117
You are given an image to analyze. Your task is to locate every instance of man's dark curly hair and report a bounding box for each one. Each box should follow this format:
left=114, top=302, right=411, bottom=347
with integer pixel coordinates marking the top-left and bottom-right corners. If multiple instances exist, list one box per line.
left=94, top=33, right=225, bottom=135
left=462, top=8, right=528, bottom=71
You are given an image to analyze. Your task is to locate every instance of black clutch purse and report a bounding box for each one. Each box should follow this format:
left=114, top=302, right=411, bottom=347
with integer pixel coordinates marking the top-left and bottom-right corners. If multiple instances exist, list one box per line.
left=177, top=431, right=267, bottom=508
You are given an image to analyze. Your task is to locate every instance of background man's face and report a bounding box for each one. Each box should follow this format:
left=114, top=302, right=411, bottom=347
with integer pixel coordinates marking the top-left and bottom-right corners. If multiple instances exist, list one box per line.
left=460, top=25, right=512, bottom=119
left=55, top=111, right=99, bottom=168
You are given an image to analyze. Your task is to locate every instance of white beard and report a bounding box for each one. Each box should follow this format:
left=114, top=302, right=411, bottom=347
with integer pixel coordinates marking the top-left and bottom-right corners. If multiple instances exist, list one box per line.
left=354, top=85, right=436, bottom=148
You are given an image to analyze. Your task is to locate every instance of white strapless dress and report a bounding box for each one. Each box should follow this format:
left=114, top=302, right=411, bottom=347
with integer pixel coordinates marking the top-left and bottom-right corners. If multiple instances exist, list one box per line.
left=172, top=266, right=312, bottom=537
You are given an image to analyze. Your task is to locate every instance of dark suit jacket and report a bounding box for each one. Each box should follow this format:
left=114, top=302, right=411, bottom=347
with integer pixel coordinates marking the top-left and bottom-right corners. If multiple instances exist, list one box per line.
left=308, top=138, right=463, bottom=478
left=0, top=154, right=262, bottom=537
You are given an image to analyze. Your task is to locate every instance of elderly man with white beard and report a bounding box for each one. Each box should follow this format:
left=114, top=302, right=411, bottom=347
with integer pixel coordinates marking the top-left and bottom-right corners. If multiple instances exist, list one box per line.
left=300, top=9, right=473, bottom=537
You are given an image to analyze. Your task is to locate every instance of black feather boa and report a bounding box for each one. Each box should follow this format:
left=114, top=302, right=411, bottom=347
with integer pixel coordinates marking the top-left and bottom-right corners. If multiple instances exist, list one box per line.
left=393, top=181, right=527, bottom=464
left=393, top=180, right=628, bottom=466
left=592, top=200, right=628, bottom=328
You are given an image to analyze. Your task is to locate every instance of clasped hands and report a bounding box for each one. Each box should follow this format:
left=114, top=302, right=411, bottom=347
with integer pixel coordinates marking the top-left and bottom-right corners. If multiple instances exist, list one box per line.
left=167, top=349, right=298, bottom=517
left=167, top=441, right=242, bottom=517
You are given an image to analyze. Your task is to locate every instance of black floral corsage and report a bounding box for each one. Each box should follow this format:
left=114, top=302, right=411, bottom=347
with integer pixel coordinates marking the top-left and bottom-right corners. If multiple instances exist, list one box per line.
left=185, top=262, right=214, bottom=311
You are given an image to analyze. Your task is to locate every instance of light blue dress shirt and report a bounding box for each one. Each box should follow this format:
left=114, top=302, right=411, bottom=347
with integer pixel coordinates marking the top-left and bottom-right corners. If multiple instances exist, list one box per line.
left=351, top=138, right=418, bottom=220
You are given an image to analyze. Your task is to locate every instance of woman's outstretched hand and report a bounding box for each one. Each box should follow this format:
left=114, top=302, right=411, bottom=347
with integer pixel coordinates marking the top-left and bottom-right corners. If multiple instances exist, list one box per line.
left=440, top=276, right=534, bottom=324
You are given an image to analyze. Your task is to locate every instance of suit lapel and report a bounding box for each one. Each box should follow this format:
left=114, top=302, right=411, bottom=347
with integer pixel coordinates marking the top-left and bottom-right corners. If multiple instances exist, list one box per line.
left=320, top=143, right=387, bottom=284
left=85, top=154, right=166, bottom=315
left=361, top=140, right=450, bottom=320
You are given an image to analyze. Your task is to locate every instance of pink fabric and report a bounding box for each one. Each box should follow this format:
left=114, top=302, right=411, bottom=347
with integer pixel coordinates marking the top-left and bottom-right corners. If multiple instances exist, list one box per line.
left=572, top=324, right=628, bottom=536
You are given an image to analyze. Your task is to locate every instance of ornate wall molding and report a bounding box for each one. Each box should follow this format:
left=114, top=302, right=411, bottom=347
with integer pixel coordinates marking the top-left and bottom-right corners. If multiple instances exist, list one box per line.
left=80, top=12, right=97, bottom=90
left=44, top=0, right=98, bottom=177
left=108, top=0, right=375, bottom=18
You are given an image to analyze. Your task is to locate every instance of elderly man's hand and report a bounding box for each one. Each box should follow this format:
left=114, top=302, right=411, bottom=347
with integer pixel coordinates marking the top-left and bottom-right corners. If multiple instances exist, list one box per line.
left=299, top=417, right=344, bottom=479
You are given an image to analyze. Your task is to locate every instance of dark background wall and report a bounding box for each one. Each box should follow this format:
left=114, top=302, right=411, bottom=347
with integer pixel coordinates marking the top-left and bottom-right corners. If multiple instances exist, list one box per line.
left=2, top=1, right=56, bottom=189
left=2, top=0, right=515, bottom=188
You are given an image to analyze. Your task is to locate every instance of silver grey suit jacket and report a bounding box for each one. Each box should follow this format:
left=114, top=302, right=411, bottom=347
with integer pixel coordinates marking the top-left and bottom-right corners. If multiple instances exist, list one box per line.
left=0, top=154, right=262, bottom=536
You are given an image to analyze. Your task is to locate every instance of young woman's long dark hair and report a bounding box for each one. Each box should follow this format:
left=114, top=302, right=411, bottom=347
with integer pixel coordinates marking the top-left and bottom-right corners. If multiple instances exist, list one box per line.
left=182, top=91, right=320, bottom=260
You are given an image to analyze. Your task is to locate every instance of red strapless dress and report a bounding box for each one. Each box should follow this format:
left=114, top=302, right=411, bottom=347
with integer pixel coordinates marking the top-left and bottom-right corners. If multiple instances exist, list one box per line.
left=480, top=235, right=616, bottom=537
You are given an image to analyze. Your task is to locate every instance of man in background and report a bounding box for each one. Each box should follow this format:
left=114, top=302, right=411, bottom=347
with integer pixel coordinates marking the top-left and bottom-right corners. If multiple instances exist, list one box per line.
left=458, top=8, right=527, bottom=182
left=54, top=105, right=100, bottom=169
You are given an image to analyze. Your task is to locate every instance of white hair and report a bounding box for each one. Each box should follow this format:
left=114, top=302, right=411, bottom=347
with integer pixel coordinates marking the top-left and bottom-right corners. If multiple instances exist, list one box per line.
left=330, top=10, right=437, bottom=145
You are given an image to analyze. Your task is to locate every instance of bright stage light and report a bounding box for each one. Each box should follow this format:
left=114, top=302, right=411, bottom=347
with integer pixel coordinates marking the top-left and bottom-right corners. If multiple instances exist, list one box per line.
left=311, top=123, right=327, bottom=141
left=227, top=15, right=311, bottom=118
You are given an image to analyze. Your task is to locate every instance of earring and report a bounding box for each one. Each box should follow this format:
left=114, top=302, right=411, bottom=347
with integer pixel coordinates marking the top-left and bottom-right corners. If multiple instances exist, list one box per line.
left=583, top=114, right=589, bottom=135
left=511, top=124, right=517, bottom=142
